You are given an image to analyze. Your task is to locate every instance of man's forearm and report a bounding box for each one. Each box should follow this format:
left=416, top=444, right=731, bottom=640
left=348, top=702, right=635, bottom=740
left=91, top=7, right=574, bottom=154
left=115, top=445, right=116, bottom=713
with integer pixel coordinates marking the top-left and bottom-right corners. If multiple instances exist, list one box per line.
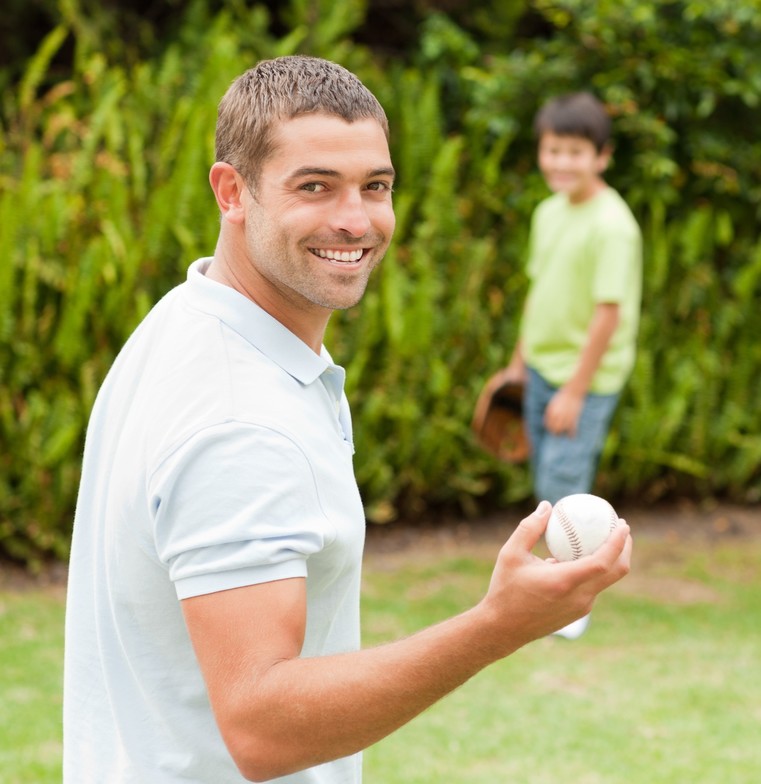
left=184, top=506, right=631, bottom=782
left=225, top=604, right=504, bottom=781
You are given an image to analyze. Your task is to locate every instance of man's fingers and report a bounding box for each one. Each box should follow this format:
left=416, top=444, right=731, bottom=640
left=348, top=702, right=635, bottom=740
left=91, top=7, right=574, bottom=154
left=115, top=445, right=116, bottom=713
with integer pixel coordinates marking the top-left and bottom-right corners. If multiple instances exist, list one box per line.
left=504, top=506, right=632, bottom=591
left=506, top=501, right=552, bottom=553
left=600, top=519, right=632, bottom=561
left=583, top=519, right=632, bottom=585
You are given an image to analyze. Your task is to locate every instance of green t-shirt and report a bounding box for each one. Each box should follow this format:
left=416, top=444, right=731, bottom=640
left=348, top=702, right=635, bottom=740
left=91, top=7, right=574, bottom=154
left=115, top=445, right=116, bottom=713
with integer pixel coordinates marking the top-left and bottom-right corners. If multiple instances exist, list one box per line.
left=521, top=187, right=642, bottom=394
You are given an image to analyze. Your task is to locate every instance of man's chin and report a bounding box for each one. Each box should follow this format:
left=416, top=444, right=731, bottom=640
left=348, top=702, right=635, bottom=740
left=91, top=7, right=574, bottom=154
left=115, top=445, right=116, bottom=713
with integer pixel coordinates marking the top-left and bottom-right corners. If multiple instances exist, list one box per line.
left=309, top=284, right=370, bottom=312
left=325, top=292, right=367, bottom=311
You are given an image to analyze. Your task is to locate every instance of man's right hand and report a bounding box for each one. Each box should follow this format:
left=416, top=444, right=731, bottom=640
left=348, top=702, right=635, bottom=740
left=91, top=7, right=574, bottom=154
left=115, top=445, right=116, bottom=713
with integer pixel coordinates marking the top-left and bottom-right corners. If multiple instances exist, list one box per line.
left=476, top=501, right=632, bottom=656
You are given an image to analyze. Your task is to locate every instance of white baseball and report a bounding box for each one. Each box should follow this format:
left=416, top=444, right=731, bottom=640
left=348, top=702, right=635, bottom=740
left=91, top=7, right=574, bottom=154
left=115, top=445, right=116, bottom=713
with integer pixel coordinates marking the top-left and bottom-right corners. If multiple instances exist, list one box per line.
left=545, top=493, right=620, bottom=561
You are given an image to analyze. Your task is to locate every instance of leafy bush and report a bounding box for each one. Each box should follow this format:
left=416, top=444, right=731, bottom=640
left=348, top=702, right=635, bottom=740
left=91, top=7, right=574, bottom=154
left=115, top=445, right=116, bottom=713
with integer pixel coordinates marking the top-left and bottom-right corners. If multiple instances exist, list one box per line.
left=1, top=0, right=760, bottom=567
left=454, top=0, right=761, bottom=502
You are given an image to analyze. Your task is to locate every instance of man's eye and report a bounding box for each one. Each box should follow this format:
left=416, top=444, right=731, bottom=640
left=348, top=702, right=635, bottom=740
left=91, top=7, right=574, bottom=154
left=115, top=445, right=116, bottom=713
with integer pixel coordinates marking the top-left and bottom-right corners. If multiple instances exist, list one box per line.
left=301, top=182, right=326, bottom=193
left=367, top=181, right=392, bottom=192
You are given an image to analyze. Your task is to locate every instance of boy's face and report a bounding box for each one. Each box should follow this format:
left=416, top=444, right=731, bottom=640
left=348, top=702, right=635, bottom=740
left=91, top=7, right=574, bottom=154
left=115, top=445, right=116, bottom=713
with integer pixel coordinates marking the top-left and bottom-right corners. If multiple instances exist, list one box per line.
left=537, top=132, right=611, bottom=204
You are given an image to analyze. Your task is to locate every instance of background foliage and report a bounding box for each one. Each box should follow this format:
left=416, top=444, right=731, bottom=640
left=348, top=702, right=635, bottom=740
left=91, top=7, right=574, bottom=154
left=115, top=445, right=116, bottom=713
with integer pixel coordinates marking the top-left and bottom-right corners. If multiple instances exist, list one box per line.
left=1, top=0, right=760, bottom=566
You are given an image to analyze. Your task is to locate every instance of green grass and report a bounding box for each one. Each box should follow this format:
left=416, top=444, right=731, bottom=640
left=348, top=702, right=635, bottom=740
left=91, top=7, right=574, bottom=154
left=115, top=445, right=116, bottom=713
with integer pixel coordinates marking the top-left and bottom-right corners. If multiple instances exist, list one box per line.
left=0, top=584, right=65, bottom=783
left=2, top=530, right=760, bottom=783
left=361, top=533, right=761, bottom=783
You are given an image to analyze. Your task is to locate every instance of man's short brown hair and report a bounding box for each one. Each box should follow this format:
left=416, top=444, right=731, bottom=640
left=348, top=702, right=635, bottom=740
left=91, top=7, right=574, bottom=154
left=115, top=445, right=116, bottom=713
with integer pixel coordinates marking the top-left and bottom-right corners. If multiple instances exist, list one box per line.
left=215, top=56, right=389, bottom=188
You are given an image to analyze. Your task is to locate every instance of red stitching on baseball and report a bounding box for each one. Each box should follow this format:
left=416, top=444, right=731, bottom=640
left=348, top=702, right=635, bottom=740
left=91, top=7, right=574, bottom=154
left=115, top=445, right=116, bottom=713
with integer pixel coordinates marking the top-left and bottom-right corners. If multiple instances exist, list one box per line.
left=556, top=504, right=583, bottom=559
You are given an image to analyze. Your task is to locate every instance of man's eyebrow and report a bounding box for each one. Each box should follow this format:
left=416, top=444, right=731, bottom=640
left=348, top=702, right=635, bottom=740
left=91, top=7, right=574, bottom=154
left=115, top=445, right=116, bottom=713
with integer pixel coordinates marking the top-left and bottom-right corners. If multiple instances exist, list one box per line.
left=369, top=166, right=396, bottom=179
left=288, top=166, right=396, bottom=180
left=290, top=167, right=340, bottom=179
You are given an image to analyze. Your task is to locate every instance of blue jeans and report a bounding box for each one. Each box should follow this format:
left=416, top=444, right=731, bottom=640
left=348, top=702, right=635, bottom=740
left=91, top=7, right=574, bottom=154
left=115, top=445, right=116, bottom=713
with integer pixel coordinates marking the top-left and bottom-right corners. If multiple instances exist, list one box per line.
left=524, top=367, right=620, bottom=505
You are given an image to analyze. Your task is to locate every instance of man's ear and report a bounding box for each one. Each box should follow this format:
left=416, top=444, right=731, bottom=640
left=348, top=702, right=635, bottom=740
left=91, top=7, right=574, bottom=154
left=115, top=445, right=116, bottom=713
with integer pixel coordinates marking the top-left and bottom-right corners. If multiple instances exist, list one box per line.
left=209, top=162, right=247, bottom=224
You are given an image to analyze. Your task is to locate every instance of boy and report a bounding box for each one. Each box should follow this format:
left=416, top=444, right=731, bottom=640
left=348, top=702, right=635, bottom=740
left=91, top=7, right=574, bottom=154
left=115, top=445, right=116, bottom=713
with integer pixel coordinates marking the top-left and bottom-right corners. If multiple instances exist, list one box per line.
left=503, top=92, right=642, bottom=639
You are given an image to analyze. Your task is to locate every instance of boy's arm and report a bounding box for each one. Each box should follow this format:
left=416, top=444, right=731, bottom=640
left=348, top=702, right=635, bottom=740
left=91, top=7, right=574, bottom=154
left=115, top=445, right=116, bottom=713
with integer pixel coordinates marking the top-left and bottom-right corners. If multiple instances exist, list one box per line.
left=502, top=339, right=527, bottom=384
left=502, top=299, right=530, bottom=384
left=544, top=302, right=620, bottom=435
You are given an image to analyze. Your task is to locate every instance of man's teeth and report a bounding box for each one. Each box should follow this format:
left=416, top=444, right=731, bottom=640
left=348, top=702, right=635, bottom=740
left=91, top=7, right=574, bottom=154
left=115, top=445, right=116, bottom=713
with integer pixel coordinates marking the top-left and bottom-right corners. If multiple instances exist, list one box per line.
left=312, top=248, right=363, bottom=262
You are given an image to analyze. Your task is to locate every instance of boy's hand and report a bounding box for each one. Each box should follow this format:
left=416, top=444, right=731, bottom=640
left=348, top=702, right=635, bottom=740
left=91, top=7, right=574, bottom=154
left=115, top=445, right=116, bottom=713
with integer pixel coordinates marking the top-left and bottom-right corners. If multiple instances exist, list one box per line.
left=545, top=387, right=584, bottom=435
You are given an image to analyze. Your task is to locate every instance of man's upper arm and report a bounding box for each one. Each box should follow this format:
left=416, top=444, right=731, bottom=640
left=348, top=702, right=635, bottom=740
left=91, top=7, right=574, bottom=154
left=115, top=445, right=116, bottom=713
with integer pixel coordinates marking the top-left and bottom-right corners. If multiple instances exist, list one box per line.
left=181, top=578, right=308, bottom=761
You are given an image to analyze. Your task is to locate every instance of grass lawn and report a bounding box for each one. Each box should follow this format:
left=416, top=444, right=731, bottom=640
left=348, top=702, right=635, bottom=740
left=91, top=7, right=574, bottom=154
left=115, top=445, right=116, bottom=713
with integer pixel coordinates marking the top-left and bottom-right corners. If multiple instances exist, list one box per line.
left=361, top=507, right=761, bottom=784
left=0, top=579, right=65, bottom=784
left=1, top=505, right=759, bottom=783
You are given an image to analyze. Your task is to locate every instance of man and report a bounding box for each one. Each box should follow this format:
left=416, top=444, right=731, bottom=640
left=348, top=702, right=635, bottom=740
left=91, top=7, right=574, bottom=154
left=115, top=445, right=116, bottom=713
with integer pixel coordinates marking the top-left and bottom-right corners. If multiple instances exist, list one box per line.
left=64, top=56, right=631, bottom=783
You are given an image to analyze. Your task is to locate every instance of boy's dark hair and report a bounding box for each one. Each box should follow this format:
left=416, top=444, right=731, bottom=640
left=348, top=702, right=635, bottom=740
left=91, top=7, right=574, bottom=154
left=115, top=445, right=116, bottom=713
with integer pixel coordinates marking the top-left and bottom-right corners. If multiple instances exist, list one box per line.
left=533, top=92, right=611, bottom=152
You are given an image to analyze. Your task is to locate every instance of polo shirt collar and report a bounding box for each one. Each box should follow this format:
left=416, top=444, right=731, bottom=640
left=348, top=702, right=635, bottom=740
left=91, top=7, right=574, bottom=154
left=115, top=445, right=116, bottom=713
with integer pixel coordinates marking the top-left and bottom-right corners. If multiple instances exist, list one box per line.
left=183, top=257, right=336, bottom=386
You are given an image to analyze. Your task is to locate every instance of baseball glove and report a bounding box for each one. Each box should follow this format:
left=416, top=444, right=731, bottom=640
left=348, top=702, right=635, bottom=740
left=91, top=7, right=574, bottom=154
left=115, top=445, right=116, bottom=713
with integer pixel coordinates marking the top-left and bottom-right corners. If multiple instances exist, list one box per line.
left=471, top=369, right=530, bottom=463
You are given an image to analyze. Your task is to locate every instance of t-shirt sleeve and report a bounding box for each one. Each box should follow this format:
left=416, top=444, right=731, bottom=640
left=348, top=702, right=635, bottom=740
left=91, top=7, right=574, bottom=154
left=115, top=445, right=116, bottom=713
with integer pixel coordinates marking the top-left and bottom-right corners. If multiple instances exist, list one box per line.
left=591, top=215, right=641, bottom=304
left=148, top=421, right=332, bottom=600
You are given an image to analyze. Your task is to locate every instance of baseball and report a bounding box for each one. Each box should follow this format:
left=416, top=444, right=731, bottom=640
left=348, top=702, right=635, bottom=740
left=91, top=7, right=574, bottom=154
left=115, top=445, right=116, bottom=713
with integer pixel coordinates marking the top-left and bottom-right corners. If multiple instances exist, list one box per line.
left=545, top=493, right=620, bottom=561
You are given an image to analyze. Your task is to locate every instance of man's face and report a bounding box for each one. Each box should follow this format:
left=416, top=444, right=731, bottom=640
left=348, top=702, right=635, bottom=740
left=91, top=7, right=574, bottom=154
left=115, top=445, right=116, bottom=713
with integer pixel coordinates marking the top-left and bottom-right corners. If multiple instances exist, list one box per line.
left=537, top=132, right=610, bottom=203
left=240, top=113, right=395, bottom=327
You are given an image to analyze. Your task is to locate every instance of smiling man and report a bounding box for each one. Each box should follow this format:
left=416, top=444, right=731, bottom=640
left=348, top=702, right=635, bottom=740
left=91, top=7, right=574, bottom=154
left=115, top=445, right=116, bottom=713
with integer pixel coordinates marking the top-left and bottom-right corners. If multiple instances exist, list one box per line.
left=63, top=59, right=632, bottom=784
left=205, top=111, right=395, bottom=348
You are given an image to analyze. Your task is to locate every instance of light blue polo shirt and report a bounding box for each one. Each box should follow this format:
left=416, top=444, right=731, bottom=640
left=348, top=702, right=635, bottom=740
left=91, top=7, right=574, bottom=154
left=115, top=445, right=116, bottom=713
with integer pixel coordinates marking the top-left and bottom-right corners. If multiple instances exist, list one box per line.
left=64, top=258, right=365, bottom=783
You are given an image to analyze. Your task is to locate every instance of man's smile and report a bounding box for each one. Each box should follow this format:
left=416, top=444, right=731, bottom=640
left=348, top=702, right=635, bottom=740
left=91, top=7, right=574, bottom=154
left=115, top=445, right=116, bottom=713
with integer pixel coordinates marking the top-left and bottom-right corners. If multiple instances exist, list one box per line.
left=309, top=247, right=365, bottom=263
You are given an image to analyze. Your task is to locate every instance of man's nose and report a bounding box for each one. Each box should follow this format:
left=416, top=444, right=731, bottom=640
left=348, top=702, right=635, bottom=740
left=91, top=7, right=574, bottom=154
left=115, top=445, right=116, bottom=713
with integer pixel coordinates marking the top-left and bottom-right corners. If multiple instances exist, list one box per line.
left=329, top=191, right=372, bottom=237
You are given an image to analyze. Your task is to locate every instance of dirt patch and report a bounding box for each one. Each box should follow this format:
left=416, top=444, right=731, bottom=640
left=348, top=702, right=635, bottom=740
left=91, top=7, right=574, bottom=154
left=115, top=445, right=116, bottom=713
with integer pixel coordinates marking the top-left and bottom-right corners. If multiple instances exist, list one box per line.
left=2, top=501, right=758, bottom=601
left=364, top=500, right=760, bottom=605
left=0, top=559, right=68, bottom=594
left=365, top=500, right=759, bottom=557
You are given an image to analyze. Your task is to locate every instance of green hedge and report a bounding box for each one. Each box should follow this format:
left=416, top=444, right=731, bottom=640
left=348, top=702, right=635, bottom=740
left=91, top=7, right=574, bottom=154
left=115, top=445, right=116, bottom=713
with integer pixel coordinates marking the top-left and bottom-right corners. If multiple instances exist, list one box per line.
left=1, top=0, right=760, bottom=567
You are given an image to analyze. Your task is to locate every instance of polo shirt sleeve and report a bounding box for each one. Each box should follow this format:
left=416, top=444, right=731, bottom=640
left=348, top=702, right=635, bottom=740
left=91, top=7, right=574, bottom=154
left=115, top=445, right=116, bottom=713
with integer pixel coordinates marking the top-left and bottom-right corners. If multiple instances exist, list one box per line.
left=148, top=421, right=331, bottom=600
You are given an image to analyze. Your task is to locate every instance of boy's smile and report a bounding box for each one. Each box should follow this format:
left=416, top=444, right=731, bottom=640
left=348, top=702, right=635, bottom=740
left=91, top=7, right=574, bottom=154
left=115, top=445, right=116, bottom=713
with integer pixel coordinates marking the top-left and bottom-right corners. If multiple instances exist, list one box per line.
left=537, top=132, right=611, bottom=204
